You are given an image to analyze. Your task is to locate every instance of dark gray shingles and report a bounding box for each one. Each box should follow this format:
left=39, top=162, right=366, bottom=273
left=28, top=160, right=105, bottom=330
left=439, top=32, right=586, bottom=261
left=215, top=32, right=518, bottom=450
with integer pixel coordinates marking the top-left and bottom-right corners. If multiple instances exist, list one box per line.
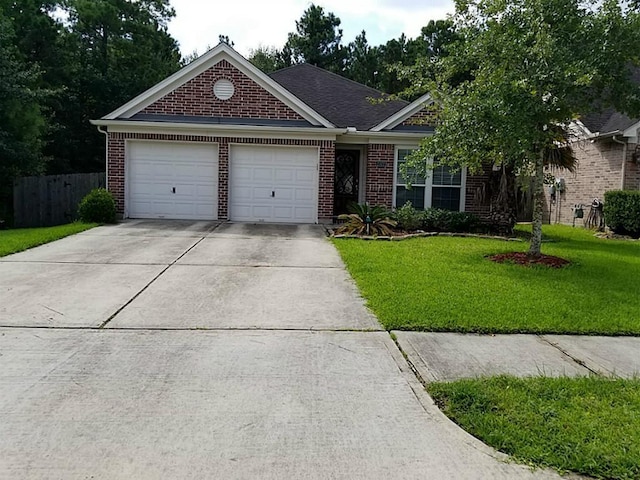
left=581, top=108, right=637, bottom=135
left=580, top=67, right=640, bottom=135
left=269, top=64, right=409, bottom=130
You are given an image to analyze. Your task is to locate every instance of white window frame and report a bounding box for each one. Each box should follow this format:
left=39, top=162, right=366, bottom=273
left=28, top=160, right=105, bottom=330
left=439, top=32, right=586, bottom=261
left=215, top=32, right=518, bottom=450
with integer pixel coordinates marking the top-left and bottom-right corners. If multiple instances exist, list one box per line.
left=392, top=145, right=467, bottom=212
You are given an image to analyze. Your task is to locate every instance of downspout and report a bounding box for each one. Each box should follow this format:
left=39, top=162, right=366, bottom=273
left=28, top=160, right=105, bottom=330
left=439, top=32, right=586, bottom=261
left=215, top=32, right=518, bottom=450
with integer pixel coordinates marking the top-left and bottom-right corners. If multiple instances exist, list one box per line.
left=612, top=135, right=627, bottom=190
left=97, top=126, right=109, bottom=191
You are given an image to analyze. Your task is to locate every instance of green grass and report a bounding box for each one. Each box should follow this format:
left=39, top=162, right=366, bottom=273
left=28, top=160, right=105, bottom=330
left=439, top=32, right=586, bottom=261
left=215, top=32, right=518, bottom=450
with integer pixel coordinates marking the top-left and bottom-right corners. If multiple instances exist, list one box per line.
left=332, top=225, right=640, bottom=334
left=0, top=222, right=96, bottom=257
left=428, top=376, right=640, bottom=479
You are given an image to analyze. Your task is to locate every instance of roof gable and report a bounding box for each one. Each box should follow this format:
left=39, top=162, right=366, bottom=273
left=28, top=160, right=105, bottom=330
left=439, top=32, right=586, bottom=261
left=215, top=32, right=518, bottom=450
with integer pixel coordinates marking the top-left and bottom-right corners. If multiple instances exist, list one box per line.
left=371, top=93, right=434, bottom=132
left=269, top=64, right=408, bottom=131
left=102, top=43, right=334, bottom=128
left=139, top=59, right=305, bottom=122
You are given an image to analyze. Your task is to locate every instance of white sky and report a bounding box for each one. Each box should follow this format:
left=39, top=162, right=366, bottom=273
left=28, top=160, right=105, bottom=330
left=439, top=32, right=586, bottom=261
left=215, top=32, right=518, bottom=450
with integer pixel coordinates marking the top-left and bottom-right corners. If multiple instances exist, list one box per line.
left=167, top=0, right=456, bottom=58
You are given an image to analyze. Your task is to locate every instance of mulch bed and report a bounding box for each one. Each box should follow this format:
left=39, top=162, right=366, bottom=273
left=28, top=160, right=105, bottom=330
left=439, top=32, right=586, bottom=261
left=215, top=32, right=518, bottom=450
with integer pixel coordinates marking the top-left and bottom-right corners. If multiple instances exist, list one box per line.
left=488, top=252, right=570, bottom=268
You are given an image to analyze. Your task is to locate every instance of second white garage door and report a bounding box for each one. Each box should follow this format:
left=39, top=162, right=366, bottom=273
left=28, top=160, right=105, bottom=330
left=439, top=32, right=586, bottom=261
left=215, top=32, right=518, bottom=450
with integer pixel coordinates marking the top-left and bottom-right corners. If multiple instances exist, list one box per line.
left=229, top=145, right=319, bottom=223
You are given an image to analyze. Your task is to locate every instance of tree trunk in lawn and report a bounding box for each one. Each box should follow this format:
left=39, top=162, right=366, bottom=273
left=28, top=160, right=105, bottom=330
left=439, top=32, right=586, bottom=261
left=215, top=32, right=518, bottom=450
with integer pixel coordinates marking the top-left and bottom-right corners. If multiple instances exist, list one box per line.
left=529, top=151, right=545, bottom=256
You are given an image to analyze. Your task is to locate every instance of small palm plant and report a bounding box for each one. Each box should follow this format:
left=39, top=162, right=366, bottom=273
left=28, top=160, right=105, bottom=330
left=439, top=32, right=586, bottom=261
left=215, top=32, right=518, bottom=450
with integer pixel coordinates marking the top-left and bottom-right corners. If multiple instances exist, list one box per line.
left=335, top=203, right=397, bottom=236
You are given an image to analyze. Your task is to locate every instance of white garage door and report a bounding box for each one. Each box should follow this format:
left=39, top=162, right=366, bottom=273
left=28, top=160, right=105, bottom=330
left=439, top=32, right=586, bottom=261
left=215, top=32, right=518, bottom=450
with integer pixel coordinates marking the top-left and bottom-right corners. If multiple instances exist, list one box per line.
left=128, top=141, right=218, bottom=220
left=230, top=145, right=318, bottom=223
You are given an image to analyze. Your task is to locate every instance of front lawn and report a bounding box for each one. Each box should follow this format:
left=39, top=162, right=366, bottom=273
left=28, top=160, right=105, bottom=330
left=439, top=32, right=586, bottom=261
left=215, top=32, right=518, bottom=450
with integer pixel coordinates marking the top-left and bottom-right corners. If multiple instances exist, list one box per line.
left=428, top=376, right=640, bottom=480
left=332, top=225, right=640, bottom=334
left=0, top=222, right=96, bottom=257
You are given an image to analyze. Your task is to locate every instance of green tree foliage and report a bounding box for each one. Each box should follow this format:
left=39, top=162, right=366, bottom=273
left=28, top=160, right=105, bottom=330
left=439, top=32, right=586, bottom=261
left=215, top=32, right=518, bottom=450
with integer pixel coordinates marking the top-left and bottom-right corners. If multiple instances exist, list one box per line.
left=248, top=45, right=281, bottom=73
left=281, top=4, right=347, bottom=73
left=344, top=31, right=379, bottom=87
left=58, top=0, right=181, bottom=173
left=0, top=13, right=46, bottom=203
left=408, top=0, right=640, bottom=255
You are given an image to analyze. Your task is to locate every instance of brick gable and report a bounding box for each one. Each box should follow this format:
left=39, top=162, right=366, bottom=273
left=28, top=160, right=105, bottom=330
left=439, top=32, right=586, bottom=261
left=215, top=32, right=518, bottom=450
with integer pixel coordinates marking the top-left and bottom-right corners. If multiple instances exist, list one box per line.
left=400, top=108, right=437, bottom=128
left=141, top=60, right=304, bottom=121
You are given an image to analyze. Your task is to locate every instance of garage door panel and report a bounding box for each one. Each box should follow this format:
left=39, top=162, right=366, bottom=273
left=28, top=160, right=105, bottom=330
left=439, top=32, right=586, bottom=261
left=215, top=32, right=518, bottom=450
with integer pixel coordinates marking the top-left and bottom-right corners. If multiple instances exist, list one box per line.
left=252, top=168, right=273, bottom=183
left=273, top=206, right=293, bottom=220
left=274, top=188, right=294, bottom=201
left=296, top=170, right=315, bottom=183
left=274, top=169, right=294, bottom=182
left=251, top=206, right=272, bottom=219
left=295, top=189, right=314, bottom=202
left=294, top=207, right=315, bottom=220
left=128, top=142, right=218, bottom=220
left=194, top=185, right=216, bottom=198
left=253, top=188, right=274, bottom=200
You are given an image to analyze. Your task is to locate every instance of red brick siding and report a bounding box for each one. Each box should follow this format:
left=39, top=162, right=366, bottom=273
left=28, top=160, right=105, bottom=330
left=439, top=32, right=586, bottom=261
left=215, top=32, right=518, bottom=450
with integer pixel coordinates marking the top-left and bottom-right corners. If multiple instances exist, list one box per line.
left=624, top=144, right=640, bottom=191
left=544, top=139, right=635, bottom=224
left=365, top=144, right=395, bottom=207
left=107, top=136, right=125, bottom=214
left=218, top=142, right=229, bottom=217
left=318, top=141, right=335, bottom=220
left=464, top=167, right=491, bottom=218
left=107, top=132, right=333, bottom=220
left=141, top=60, right=303, bottom=120
left=401, top=108, right=438, bottom=127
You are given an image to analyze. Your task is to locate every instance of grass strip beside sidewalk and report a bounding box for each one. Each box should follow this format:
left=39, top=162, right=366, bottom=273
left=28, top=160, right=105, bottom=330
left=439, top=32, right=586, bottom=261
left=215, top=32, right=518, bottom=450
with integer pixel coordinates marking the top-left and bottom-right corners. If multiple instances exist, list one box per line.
left=0, top=222, right=96, bottom=257
left=428, top=376, right=640, bottom=480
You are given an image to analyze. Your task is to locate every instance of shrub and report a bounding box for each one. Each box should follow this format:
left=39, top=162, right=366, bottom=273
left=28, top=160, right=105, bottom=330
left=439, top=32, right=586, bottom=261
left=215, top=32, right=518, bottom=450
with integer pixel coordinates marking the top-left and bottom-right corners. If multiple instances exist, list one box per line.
left=336, top=203, right=397, bottom=236
left=394, top=201, right=422, bottom=231
left=448, top=211, right=481, bottom=233
left=77, top=188, right=117, bottom=224
left=604, top=190, right=640, bottom=237
left=421, top=208, right=480, bottom=233
left=421, top=208, right=451, bottom=232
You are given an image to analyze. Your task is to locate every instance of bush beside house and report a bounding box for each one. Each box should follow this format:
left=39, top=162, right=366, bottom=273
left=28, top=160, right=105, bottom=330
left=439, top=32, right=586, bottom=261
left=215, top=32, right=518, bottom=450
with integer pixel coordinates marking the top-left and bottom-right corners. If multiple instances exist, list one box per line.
left=604, top=190, right=640, bottom=237
left=77, top=188, right=117, bottom=224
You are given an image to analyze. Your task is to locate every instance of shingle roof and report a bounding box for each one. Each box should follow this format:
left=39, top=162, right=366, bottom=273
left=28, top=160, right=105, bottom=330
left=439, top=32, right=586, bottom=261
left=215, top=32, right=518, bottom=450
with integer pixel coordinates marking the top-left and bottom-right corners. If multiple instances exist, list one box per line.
left=581, top=108, right=637, bottom=135
left=269, top=64, right=409, bottom=131
left=580, top=68, right=640, bottom=136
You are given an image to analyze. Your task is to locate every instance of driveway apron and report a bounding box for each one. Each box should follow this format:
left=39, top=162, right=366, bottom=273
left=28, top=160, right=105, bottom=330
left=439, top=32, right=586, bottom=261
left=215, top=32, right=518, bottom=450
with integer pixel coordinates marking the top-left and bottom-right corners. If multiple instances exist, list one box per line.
left=0, top=221, right=562, bottom=479
left=106, top=223, right=380, bottom=330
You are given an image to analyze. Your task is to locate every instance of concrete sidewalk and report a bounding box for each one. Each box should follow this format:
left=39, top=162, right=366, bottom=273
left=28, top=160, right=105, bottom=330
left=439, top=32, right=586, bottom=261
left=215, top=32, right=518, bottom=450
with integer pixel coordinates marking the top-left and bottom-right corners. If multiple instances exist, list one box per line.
left=394, top=331, right=640, bottom=382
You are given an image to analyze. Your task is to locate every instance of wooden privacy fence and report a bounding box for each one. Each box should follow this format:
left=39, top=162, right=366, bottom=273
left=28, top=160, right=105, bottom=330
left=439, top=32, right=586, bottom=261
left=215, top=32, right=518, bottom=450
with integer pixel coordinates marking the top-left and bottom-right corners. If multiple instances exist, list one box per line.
left=13, top=173, right=106, bottom=227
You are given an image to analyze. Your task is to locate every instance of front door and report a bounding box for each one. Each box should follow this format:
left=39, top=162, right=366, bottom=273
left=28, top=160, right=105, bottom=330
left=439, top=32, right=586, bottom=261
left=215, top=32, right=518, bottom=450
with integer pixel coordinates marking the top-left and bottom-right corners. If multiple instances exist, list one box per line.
left=334, top=150, right=360, bottom=216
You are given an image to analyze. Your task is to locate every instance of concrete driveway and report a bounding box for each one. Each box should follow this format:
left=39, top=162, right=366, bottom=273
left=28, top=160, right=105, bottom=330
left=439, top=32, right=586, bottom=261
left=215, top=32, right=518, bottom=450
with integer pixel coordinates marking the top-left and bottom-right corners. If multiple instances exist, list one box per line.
left=0, top=221, right=561, bottom=479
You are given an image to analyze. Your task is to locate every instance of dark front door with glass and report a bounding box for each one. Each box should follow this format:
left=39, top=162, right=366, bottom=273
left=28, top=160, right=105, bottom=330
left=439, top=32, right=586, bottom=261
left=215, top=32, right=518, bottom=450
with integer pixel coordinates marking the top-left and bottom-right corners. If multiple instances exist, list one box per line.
left=334, top=150, right=360, bottom=215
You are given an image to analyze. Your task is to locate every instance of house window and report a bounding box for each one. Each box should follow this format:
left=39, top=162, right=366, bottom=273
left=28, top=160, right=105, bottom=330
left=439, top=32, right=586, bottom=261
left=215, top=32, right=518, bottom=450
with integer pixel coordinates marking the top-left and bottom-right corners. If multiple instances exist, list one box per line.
left=394, top=148, right=465, bottom=211
left=395, top=149, right=426, bottom=209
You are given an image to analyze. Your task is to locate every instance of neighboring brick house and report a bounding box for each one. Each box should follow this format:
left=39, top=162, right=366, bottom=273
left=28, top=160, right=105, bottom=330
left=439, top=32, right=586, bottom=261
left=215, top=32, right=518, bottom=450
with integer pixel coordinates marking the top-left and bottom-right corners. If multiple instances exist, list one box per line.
left=545, top=109, right=640, bottom=225
left=92, top=43, right=491, bottom=223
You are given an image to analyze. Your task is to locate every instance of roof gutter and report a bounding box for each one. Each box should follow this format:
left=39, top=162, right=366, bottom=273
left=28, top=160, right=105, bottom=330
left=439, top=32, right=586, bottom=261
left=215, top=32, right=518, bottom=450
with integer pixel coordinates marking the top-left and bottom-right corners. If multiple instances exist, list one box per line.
left=591, top=130, right=622, bottom=140
left=612, top=135, right=627, bottom=190
left=91, top=119, right=348, bottom=137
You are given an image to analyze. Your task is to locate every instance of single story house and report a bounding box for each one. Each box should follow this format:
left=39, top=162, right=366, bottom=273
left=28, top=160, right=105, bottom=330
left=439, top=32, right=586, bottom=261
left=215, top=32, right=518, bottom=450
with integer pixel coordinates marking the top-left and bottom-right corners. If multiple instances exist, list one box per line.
left=92, top=42, right=491, bottom=223
left=546, top=109, right=640, bottom=225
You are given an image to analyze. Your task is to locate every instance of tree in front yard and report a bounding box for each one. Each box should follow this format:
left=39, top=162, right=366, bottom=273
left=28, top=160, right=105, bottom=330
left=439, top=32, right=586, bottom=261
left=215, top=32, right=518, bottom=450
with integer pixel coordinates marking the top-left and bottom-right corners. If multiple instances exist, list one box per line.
left=408, top=0, right=640, bottom=255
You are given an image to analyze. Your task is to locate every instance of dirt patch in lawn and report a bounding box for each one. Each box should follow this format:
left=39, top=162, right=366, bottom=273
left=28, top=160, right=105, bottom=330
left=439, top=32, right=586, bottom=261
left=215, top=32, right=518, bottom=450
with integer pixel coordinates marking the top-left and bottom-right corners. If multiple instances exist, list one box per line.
left=488, top=252, right=570, bottom=268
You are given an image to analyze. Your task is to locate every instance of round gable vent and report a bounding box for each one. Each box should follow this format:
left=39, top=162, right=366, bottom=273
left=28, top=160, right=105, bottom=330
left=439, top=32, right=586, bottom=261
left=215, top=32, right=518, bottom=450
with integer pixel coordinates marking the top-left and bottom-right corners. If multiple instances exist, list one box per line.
left=213, top=79, right=234, bottom=100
